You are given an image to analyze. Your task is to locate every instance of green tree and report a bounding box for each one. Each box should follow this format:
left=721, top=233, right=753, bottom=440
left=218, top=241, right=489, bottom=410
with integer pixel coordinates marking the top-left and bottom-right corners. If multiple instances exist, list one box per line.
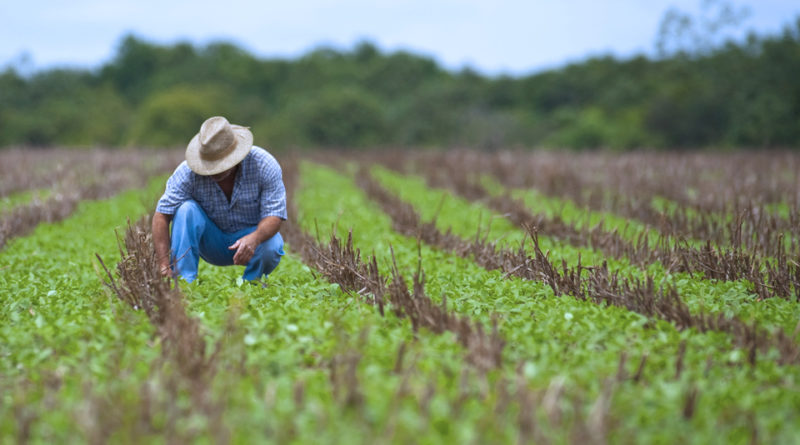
left=291, top=87, right=386, bottom=147
left=127, top=86, right=230, bottom=147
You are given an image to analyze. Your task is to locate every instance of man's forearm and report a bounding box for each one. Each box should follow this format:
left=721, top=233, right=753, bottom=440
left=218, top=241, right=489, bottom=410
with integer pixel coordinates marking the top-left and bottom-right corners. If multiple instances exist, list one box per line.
left=252, top=216, right=282, bottom=244
left=152, top=212, right=173, bottom=269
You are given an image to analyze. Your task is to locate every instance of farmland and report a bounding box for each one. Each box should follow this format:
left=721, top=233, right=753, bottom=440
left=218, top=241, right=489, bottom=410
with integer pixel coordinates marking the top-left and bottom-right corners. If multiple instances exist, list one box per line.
left=1, top=148, right=799, bottom=444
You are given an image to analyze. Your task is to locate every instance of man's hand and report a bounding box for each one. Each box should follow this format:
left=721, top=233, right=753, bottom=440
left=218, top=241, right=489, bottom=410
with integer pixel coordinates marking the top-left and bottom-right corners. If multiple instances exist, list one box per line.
left=229, top=216, right=281, bottom=266
left=159, top=263, right=173, bottom=278
left=152, top=211, right=174, bottom=279
left=229, top=232, right=260, bottom=265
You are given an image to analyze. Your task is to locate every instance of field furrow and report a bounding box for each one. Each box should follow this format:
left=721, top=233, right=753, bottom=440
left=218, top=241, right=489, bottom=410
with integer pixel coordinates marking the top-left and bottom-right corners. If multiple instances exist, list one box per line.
left=392, top=150, right=800, bottom=259
left=361, top=165, right=800, bottom=366
left=293, top=160, right=800, bottom=443
left=0, top=149, right=182, bottom=250
left=369, top=165, right=800, bottom=333
left=378, top=155, right=800, bottom=303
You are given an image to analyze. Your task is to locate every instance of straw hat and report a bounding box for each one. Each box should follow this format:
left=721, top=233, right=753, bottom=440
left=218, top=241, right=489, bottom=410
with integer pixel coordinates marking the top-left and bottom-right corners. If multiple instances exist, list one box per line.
left=185, top=116, right=253, bottom=176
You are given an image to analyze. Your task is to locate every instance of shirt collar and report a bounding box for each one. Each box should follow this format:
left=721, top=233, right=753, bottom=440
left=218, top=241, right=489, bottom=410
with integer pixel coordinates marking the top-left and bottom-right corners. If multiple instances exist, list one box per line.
left=237, top=149, right=252, bottom=183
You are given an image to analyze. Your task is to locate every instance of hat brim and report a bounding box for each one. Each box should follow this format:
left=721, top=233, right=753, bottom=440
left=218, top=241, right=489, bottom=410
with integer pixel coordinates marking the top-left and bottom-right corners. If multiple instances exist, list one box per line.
left=185, top=125, right=253, bottom=176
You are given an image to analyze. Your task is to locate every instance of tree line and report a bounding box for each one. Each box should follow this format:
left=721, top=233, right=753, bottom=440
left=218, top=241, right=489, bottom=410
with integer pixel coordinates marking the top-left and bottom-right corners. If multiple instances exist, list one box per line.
left=1, top=18, right=798, bottom=150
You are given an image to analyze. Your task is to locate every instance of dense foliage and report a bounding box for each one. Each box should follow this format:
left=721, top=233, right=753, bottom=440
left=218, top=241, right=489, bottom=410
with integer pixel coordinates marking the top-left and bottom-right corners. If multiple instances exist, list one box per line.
left=1, top=17, right=799, bottom=150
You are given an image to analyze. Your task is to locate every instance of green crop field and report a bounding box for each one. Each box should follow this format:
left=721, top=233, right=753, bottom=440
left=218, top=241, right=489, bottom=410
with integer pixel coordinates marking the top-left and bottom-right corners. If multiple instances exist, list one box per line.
left=1, top=148, right=799, bottom=444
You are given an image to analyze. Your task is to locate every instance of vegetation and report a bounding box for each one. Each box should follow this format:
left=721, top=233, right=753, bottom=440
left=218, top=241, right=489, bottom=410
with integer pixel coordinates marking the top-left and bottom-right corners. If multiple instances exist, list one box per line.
left=1, top=15, right=799, bottom=150
left=2, top=147, right=799, bottom=443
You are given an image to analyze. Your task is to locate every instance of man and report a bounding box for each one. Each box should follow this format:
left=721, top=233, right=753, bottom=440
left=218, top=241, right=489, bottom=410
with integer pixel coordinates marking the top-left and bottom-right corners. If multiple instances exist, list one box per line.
left=152, top=116, right=286, bottom=283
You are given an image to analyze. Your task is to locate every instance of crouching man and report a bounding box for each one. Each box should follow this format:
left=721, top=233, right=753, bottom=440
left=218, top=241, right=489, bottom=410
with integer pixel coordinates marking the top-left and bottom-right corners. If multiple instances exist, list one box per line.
left=152, top=116, right=286, bottom=284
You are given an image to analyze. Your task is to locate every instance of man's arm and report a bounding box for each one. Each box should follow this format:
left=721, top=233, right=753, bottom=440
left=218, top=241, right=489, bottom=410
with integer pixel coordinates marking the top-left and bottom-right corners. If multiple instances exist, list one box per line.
left=229, top=216, right=282, bottom=266
left=152, top=211, right=174, bottom=276
left=153, top=162, right=194, bottom=277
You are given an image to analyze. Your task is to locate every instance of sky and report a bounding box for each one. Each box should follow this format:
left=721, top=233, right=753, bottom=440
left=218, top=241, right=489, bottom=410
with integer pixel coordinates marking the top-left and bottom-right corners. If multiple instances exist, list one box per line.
left=1, top=0, right=798, bottom=76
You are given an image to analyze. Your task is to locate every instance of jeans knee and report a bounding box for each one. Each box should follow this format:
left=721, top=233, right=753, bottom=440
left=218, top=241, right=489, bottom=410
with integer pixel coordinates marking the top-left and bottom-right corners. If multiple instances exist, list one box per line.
left=174, top=200, right=201, bottom=219
left=173, top=201, right=207, bottom=230
left=270, top=233, right=285, bottom=260
left=171, top=200, right=208, bottom=245
left=271, top=245, right=284, bottom=264
left=256, top=234, right=284, bottom=263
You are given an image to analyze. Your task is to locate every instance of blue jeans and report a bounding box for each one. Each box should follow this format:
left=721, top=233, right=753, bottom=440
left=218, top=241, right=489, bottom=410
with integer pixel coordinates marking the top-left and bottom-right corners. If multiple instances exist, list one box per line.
left=170, top=200, right=284, bottom=283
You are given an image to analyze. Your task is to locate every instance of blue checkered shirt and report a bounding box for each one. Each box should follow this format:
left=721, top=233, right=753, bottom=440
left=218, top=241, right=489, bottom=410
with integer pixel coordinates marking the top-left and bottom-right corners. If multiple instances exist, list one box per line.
left=156, top=146, right=287, bottom=233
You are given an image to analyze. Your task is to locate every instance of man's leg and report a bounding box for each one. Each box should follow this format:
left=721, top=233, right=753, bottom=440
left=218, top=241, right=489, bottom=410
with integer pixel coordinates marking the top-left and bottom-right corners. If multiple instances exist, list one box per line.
left=170, top=200, right=230, bottom=282
left=172, top=200, right=282, bottom=282
left=242, top=232, right=285, bottom=281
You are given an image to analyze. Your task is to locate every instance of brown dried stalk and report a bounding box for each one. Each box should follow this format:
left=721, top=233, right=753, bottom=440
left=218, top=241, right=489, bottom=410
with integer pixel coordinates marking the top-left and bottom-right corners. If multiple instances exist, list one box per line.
left=96, top=215, right=228, bottom=443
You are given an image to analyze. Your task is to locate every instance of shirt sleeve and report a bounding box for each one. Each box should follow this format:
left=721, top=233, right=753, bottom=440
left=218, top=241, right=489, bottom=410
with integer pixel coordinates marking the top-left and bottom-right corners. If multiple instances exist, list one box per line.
left=155, top=162, right=194, bottom=215
left=259, top=154, right=288, bottom=220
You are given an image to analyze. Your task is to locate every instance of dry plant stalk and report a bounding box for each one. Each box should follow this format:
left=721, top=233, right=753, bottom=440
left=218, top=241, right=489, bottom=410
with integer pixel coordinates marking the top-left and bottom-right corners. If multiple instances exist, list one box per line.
left=96, top=215, right=228, bottom=443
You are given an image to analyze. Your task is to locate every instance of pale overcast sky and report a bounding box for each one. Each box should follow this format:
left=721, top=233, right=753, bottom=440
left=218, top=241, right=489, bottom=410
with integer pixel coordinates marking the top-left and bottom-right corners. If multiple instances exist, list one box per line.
left=1, top=0, right=798, bottom=75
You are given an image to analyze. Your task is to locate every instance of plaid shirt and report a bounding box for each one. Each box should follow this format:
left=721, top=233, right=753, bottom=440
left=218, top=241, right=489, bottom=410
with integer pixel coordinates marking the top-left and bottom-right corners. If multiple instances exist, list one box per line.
left=156, top=146, right=287, bottom=233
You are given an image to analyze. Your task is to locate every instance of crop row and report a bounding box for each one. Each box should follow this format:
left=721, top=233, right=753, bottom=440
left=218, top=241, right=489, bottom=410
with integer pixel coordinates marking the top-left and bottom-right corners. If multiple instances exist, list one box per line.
left=0, top=148, right=182, bottom=249
left=354, top=166, right=800, bottom=369
left=0, top=148, right=182, bottom=199
left=365, top=163, right=800, bottom=335
left=0, top=148, right=85, bottom=197
left=1, top=180, right=166, bottom=442
left=362, top=151, right=800, bottom=302
left=382, top=150, right=800, bottom=259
